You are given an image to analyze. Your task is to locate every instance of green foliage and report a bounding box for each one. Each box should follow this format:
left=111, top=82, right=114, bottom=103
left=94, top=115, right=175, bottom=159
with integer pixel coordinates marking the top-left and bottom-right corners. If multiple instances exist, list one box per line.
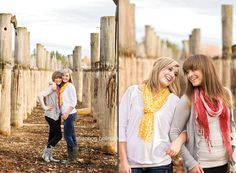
left=50, top=51, right=65, bottom=60
left=50, top=51, right=67, bottom=65
left=165, top=39, right=180, bottom=56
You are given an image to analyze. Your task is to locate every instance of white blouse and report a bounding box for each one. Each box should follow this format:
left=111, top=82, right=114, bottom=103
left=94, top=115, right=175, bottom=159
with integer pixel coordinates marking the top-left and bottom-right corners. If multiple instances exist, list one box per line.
left=119, top=85, right=179, bottom=168
left=197, top=114, right=228, bottom=168
left=61, top=83, right=77, bottom=115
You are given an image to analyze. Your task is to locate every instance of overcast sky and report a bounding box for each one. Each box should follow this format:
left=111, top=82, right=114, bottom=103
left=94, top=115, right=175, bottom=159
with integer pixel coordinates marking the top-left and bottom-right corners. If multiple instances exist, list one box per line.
left=131, top=0, right=236, bottom=49
left=0, top=0, right=116, bottom=57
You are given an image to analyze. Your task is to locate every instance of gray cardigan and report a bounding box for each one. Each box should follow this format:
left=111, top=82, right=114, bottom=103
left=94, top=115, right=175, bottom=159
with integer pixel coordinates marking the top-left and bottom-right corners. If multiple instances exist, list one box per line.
left=169, top=95, right=236, bottom=172
left=37, top=83, right=60, bottom=121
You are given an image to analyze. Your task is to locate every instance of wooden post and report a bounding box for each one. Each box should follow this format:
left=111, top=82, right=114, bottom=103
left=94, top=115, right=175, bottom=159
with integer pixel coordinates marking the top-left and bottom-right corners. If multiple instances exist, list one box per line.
left=36, top=43, right=44, bottom=69
left=90, top=33, right=99, bottom=117
left=100, top=16, right=116, bottom=68
left=191, top=28, right=201, bottom=55
left=45, top=51, right=50, bottom=70
left=232, top=44, right=236, bottom=72
left=82, top=70, right=91, bottom=109
left=222, top=5, right=233, bottom=88
left=119, top=57, right=125, bottom=100
left=25, top=31, right=32, bottom=116
left=25, top=69, right=31, bottom=118
left=231, top=45, right=236, bottom=102
left=14, top=27, right=27, bottom=65
left=90, top=33, right=99, bottom=69
left=128, top=3, right=136, bottom=55
left=22, top=69, right=27, bottom=120
left=189, top=34, right=192, bottom=56
left=145, top=25, right=156, bottom=58
left=145, top=25, right=151, bottom=58
left=73, top=46, right=82, bottom=71
left=26, top=31, right=30, bottom=67
left=181, top=40, right=189, bottom=59
left=11, top=27, right=27, bottom=127
left=136, top=42, right=146, bottom=58
left=0, top=13, right=12, bottom=63
left=118, top=0, right=128, bottom=55
left=43, top=48, right=47, bottom=70
left=161, top=41, right=167, bottom=57
left=67, top=55, right=73, bottom=69
left=0, top=13, right=13, bottom=135
left=156, top=36, right=161, bottom=58
left=99, top=15, right=117, bottom=153
left=72, top=46, right=83, bottom=103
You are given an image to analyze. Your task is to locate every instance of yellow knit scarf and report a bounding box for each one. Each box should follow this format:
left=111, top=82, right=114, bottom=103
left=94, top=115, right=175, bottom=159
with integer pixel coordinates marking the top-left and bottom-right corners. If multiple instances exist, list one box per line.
left=59, top=82, right=69, bottom=106
left=139, top=84, right=170, bottom=142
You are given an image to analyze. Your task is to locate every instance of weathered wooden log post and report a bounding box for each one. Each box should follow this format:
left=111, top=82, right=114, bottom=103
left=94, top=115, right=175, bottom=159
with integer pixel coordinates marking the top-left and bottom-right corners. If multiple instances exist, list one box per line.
left=30, top=54, right=37, bottom=108
left=90, top=33, right=99, bottom=117
left=181, top=40, right=189, bottom=59
left=222, top=4, right=233, bottom=88
left=119, top=0, right=128, bottom=54
left=156, top=36, right=161, bottom=58
left=161, top=41, right=167, bottom=57
left=231, top=44, right=236, bottom=105
left=191, top=28, right=201, bottom=55
left=99, top=16, right=116, bottom=153
left=25, top=31, right=33, bottom=116
left=127, top=3, right=137, bottom=85
left=119, top=0, right=136, bottom=95
left=91, top=33, right=99, bottom=68
left=51, top=55, right=56, bottom=71
left=145, top=25, right=157, bottom=59
left=36, top=44, right=44, bottom=70
left=11, top=27, right=27, bottom=127
left=68, top=55, right=73, bottom=69
left=127, top=3, right=136, bottom=55
left=0, top=13, right=13, bottom=135
left=82, top=67, right=91, bottom=108
left=45, top=51, right=50, bottom=70
left=100, top=17, right=116, bottom=67
left=189, top=34, right=192, bottom=56
left=72, top=46, right=83, bottom=103
left=36, top=43, right=44, bottom=105
left=73, top=46, right=82, bottom=72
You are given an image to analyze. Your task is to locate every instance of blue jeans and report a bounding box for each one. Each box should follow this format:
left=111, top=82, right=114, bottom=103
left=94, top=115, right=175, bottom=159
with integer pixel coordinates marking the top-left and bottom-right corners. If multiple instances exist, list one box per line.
left=64, top=112, right=77, bottom=151
left=131, top=163, right=173, bottom=173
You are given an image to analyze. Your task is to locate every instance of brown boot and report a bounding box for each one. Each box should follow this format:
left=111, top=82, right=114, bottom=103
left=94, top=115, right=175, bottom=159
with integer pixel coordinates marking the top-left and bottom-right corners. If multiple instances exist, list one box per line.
left=73, top=145, right=78, bottom=160
left=61, top=148, right=76, bottom=164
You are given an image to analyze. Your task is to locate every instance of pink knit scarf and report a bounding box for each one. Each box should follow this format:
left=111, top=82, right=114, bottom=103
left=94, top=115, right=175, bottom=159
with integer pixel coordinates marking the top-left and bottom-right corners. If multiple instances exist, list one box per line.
left=194, top=88, right=232, bottom=157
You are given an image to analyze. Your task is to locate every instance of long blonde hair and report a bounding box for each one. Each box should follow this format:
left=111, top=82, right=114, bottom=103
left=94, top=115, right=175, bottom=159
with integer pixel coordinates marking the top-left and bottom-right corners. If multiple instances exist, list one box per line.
left=61, top=68, right=73, bottom=83
left=145, top=57, right=180, bottom=96
left=183, top=54, right=232, bottom=107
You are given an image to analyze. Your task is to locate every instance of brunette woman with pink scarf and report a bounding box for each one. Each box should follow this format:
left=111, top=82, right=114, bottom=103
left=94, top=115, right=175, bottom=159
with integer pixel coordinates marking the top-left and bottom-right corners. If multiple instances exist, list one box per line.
left=170, top=54, right=236, bottom=173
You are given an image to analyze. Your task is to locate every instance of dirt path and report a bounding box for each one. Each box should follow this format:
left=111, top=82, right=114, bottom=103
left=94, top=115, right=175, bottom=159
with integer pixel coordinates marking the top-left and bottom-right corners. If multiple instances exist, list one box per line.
left=0, top=104, right=117, bottom=173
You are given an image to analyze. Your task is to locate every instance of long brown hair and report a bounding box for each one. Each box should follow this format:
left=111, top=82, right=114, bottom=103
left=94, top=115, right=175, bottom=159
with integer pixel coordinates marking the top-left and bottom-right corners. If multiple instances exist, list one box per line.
left=145, top=57, right=180, bottom=96
left=183, top=54, right=232, bottom=107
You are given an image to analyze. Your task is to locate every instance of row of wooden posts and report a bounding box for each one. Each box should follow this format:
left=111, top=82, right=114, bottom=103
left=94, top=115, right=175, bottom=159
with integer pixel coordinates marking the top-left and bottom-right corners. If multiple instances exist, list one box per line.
left=119, top=0, right=235, bottom=101
left=0, top=11, right=117, bottom=153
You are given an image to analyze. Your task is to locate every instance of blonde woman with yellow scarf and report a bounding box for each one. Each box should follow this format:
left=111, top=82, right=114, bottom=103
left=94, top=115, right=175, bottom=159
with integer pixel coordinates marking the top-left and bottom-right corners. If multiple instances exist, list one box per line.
left=59, top=68, right=78, bottom=164
left=119, top=57, right=186, bottom=173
